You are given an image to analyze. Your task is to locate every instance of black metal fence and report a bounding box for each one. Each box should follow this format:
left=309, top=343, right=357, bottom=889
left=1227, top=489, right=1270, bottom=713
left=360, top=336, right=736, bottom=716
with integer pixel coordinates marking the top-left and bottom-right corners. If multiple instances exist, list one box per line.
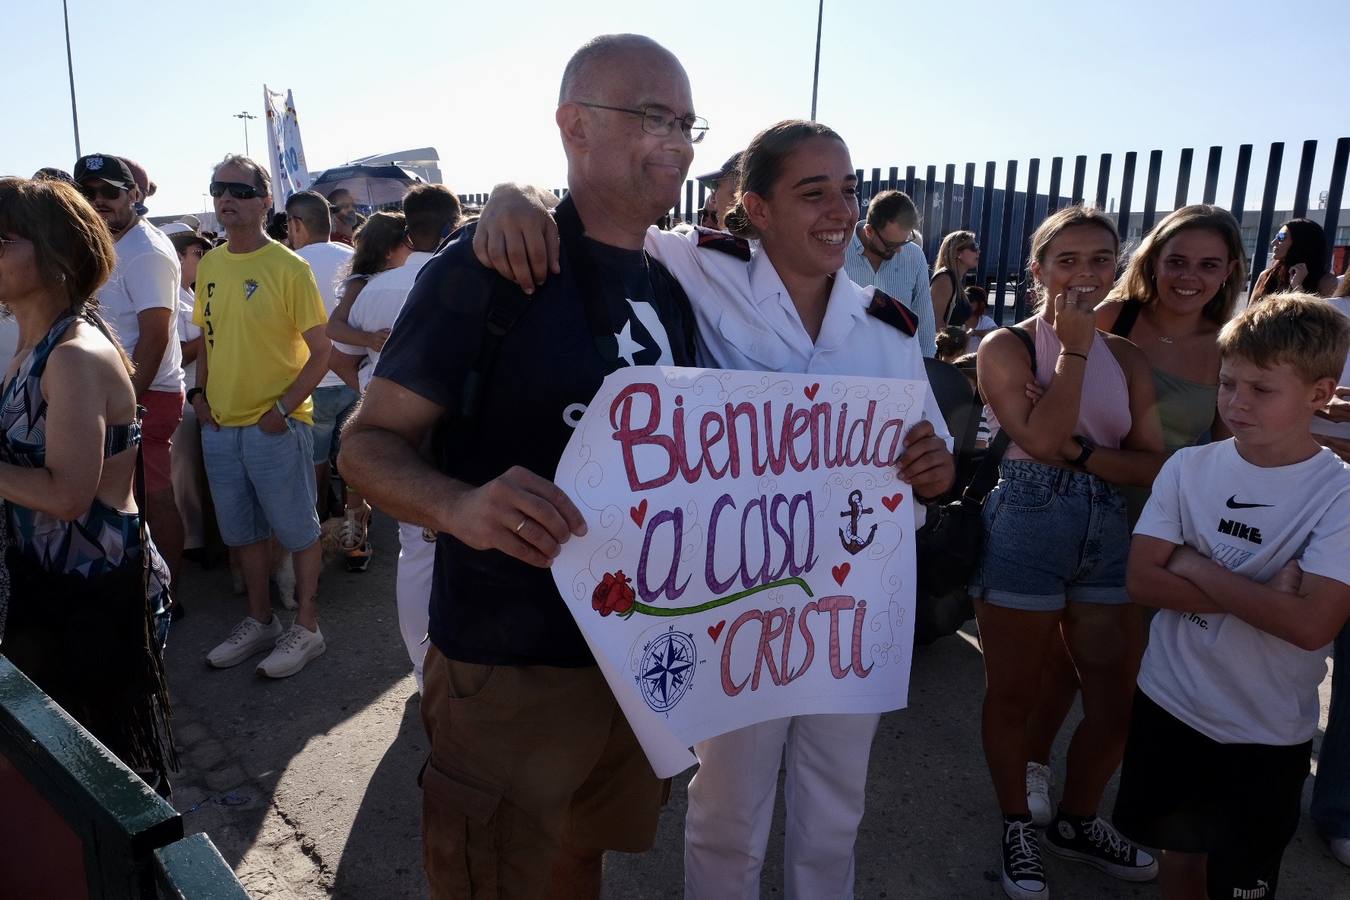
left=461, top=136, right=1349, bottom=324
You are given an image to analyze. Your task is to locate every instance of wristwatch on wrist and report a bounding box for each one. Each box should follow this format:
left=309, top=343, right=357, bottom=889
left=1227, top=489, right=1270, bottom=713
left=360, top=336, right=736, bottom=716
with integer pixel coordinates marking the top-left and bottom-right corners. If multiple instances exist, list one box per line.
left=1070, top=436, right=1095, bottom=469
left=274, top=399, right=290, bottom=419
left=186, top=387, right=204, bottom=405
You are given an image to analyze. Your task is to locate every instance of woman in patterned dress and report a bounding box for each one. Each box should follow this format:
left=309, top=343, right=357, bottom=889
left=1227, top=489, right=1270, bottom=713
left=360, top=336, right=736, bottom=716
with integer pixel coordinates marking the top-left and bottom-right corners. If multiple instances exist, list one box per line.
left=0, top=176, right=175, bottom=790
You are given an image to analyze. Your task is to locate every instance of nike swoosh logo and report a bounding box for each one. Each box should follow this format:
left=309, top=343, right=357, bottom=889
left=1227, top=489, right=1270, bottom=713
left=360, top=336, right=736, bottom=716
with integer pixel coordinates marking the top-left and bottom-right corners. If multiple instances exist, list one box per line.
left=1226, top=495, right=1273, bottom=510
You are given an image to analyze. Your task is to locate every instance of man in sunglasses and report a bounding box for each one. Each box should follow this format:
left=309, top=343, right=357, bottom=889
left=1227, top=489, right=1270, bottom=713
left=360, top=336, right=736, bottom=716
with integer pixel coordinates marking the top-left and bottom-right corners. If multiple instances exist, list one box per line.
left=73, top=153, right=188, bottom=593
left=843, top=189, right=938, bottom=358
left=340, top=33, right=701, bottom=899
left=192, top=154, right=333, bottom=680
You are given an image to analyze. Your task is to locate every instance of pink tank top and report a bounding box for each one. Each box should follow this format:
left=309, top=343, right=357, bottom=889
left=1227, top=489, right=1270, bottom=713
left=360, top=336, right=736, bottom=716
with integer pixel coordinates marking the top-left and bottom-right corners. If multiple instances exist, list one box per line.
left=990, top=319, right=1133, bottom=461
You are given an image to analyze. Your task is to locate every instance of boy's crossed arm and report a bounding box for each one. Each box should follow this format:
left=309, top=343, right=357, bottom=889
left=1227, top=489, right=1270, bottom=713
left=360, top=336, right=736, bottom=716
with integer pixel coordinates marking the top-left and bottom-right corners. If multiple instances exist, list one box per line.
left=1129, top=535, right=1350, bottom=651
left=1127, top=536, right=1224, bottom=615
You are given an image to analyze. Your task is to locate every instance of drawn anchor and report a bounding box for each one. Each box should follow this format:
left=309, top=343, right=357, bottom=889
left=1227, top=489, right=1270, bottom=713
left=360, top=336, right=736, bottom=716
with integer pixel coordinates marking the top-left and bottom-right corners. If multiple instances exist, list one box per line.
left=838, top=489, right=877, bottom=556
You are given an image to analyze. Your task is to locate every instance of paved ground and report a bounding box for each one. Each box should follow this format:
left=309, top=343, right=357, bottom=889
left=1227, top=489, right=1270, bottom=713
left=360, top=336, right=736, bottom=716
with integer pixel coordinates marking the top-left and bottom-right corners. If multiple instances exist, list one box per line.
left=163, top=515, right=1349, bottom=899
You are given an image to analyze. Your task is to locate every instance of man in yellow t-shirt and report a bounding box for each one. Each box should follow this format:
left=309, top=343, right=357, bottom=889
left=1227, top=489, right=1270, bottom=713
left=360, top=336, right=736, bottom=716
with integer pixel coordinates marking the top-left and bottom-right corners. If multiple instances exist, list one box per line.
left=190, top=154, right=333, bottom=679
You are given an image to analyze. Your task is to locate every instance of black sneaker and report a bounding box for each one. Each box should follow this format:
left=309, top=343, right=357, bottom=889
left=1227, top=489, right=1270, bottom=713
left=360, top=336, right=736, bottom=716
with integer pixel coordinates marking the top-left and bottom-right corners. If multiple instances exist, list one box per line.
left=1044, top=813, right=1158, bottom=882
left=1001, top=816, right=1048, bottom=899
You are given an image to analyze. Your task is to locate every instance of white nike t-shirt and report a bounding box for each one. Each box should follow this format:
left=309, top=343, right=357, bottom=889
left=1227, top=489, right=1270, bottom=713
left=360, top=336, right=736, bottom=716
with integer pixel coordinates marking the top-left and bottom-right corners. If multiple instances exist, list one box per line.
left=1135, top=439, right=1350, bottom=745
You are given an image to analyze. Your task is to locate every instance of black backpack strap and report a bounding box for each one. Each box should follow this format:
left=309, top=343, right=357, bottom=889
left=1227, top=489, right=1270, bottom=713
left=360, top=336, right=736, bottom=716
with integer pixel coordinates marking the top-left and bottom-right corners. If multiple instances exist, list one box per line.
left=963, top=326, right=1035, bottom=502
left=458, top=274, right=532, bottom=421
left=1111, top=298, right=1143, bottom=338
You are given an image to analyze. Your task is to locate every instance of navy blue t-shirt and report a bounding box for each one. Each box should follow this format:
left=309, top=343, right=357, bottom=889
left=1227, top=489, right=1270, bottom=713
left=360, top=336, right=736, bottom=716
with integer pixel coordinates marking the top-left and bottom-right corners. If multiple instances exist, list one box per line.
left=374, top=218, right=698, bottom=666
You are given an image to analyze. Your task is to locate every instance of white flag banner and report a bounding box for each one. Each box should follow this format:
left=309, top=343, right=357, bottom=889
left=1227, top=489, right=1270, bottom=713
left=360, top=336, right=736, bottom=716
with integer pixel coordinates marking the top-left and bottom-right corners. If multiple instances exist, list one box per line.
left=551, top=366, right=921, bottom=777
left=263, top=85, right=312, bottom=204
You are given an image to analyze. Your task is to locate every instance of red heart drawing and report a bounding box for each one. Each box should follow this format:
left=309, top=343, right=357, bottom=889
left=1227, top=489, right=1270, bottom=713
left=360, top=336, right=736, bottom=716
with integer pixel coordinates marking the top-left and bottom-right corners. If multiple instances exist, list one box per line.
left=630, top=499, right=648, bottom=528
left=832, top=562, right=851, bottom=586
left=882, top=493, right=904, bottom=513
left=804, top=383, right=820, bottom=400
left=707, top=620, right=726, bottom=642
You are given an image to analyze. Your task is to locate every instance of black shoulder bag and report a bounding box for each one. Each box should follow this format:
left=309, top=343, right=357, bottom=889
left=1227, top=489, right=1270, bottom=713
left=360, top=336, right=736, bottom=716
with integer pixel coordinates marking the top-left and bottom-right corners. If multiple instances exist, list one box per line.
left=913, top=326, right=1035, bottom=643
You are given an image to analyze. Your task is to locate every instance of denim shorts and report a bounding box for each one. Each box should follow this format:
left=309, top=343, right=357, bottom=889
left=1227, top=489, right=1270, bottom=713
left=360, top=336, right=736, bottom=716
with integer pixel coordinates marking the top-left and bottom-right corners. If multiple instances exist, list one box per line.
left=310, top=384, right=359, bottom=464
left=200, top=421, right=321, bottom=551
left=968, top=458, right=1130, bottom=611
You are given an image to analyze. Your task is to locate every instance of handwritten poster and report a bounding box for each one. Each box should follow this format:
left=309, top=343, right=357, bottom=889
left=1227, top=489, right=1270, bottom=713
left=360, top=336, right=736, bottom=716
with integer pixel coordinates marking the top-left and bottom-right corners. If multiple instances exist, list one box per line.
left=551, top=367, right=924, bottom=777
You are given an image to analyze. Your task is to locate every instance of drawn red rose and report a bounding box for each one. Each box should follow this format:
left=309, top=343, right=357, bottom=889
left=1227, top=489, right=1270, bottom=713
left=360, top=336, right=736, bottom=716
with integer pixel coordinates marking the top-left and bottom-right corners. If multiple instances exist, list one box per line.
left=592, top=570, right=635, bottom=617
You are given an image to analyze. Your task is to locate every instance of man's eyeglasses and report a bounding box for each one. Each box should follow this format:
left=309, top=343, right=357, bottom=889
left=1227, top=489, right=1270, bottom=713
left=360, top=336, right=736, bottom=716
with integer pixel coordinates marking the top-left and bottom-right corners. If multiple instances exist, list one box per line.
left=873, top=230, right=913, bottom=254
left=78, top=183, right=125, bottom=202
left=576, top=102, right=709, bottom=144
left=209, top=181, right=264, bottom=200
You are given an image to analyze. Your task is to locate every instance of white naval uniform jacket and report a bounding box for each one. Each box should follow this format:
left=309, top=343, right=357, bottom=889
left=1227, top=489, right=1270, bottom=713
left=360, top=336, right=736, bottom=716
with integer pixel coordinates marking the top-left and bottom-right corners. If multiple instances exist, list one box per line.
left=643, top=225, right=953, bottom=527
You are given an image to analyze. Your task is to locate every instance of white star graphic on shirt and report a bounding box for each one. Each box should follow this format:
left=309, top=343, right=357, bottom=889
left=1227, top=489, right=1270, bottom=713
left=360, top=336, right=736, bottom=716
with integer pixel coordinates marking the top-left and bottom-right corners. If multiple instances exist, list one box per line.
left=614, top=318, right=647, bottom=366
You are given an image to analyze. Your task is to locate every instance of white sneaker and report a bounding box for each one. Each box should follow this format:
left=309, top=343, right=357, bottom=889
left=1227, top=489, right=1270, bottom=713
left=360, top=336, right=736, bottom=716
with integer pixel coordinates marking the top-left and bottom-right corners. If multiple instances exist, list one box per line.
left=1026, top=762, right=1054, bottom=827
left=1330, top=836, right=1350, bottom=867
left=207, top=616, right=283, bottom=668
left=256, top=623, right=326, bottom=678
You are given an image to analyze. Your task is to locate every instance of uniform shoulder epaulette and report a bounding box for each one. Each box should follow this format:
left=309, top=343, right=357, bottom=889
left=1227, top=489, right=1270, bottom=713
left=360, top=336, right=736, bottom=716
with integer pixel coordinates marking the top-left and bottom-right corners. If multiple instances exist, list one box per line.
left=696, top=229, right=752, bottom=261
left=865, top=288, right=918, bottom=337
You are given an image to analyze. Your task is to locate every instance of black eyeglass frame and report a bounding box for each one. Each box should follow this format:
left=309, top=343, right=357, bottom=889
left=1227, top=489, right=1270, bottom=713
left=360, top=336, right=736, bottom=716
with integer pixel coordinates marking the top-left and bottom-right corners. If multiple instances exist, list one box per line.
left=575, top=102, right=709, bottom=144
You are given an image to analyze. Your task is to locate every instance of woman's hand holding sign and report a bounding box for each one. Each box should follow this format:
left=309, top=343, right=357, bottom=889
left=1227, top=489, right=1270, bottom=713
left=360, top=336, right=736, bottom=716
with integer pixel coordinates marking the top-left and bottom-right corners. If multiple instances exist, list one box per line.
left=452, top=465, right=588, bottom=568
left=895, top=419, right=955, bottom=501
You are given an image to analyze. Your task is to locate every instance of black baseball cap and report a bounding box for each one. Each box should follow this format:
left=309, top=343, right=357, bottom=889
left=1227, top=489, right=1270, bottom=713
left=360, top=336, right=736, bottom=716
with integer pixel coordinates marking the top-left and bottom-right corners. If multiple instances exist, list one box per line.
left=696, top=152, right=743, bottom=186
left=73, top=154, right=136, bottom=190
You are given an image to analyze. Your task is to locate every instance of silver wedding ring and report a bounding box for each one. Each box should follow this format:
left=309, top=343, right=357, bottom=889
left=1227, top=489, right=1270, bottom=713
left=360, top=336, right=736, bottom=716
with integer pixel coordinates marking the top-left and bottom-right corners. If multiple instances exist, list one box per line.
left=515, top=518, right=529, bottom=534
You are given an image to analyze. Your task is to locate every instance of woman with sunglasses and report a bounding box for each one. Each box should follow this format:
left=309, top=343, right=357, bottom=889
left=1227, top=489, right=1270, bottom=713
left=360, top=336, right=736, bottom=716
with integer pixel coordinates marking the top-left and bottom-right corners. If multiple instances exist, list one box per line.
left=1252, top=217, right=1339, bottom=301
left=474, top=120, right=954, bottom=898
left=931, top=230, right=981, bottom=331
left=0, top=177, right=175, bottom=791
left=972, top=205, right=1165, bottom=899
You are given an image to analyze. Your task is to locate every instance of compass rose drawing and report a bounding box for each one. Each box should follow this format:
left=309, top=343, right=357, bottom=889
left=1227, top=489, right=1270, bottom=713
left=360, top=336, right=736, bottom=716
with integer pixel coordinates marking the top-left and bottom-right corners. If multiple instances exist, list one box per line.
left=637, top=628, right=697, bottom=713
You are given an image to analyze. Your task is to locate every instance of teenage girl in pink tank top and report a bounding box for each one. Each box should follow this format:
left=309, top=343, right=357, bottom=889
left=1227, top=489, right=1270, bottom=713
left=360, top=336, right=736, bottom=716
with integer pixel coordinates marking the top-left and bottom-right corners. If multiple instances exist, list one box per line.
left=970, top=206, right=1165, bottom=899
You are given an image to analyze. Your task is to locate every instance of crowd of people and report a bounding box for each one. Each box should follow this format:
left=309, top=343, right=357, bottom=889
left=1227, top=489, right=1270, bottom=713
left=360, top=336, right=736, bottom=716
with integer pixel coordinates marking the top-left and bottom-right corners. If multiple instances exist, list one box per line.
left=1, top=29, right=1349, bottom=900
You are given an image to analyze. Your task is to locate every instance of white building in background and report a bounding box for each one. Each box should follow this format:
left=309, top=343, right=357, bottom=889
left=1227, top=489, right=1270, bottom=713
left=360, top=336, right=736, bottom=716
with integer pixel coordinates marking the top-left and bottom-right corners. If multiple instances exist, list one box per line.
left=319, top=147, right=443, bottom=186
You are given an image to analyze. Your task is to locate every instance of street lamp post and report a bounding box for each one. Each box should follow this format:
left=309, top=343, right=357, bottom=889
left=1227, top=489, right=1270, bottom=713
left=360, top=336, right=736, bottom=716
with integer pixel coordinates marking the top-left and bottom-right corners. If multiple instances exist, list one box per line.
left=810, top=0, right=824, bottom=121
left=234, top=111, right=257, bottom=157
left=63, top=0, right=81, bottom=157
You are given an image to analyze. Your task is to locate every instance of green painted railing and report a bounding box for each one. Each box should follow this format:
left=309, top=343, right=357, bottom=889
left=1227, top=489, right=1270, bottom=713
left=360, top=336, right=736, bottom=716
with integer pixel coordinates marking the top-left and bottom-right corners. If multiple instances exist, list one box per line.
left=0, top=655, right=247, bottom=899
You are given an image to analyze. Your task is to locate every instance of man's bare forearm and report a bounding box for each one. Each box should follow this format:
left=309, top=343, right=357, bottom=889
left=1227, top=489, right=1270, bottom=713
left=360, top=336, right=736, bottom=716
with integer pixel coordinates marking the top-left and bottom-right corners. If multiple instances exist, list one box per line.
left=340, top=425, right=469, bottom=532
left=280, top=344, right=331, bottom=413
left=130, top=335, right=169, bottom=398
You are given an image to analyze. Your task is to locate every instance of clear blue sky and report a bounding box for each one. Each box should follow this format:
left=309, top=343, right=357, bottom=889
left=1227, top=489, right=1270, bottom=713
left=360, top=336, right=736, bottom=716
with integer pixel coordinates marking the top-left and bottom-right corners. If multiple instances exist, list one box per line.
left=6, top=0, right=1348, bottom=218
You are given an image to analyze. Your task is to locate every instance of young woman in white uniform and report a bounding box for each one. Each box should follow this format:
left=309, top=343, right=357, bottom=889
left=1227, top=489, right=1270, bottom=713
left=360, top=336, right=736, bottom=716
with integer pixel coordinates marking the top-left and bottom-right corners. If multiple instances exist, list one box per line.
left=476, top=119, right=954, bottom=899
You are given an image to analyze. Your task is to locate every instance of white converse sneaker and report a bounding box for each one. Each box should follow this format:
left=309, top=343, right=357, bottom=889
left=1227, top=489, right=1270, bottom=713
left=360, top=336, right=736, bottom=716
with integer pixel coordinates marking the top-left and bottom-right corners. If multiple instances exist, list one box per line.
left=1026, top=762, right=1054, bottom=827
left=207, top=616, right=283, bottom=668
left=256, top=623, right=326, bottom=678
